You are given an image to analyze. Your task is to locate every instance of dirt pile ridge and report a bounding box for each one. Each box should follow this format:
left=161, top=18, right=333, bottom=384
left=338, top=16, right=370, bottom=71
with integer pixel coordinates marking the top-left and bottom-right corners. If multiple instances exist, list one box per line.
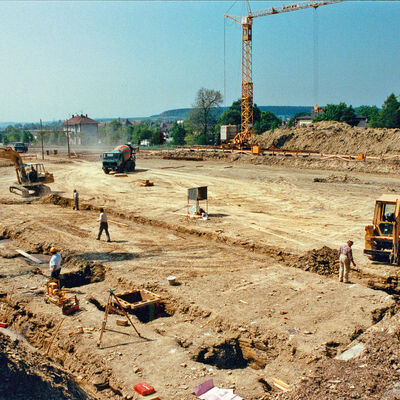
left=249, top=121, right=400, bottom=156
left=291, top=246, right=339, bottom=276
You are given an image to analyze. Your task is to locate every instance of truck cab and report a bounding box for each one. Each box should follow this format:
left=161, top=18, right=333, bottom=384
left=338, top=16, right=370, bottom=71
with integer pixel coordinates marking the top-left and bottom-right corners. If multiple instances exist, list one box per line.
left=102, top=152, right=124, bottom=174
left=364, top=194, right=400, bottom=264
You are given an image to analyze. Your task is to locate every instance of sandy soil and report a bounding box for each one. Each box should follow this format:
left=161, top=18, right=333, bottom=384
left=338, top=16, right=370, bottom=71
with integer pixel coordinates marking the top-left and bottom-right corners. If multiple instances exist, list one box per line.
left=1, top=149, right=400, bottom=399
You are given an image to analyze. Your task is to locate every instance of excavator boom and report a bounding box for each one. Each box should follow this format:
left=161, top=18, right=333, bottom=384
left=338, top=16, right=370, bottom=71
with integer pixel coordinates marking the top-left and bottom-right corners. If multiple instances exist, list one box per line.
left=0, top=147, right=24, bottom=167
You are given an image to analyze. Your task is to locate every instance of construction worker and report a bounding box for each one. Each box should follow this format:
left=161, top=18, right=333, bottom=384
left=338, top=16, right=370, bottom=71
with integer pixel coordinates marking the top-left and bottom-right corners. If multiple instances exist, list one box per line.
left=73, top=189, right=79, bottom=210
left=97, top=208, right=111, bottom=242
left=28, top=166, right=38, bottom=183
left=49, top=247, right=62, bottom=280
left=338, top=240, right=356, bottom=283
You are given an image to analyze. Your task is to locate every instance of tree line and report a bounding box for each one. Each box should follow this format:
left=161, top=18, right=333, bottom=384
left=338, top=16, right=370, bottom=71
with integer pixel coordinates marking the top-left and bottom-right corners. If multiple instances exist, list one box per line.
left=170, top=90, right=400, bottom=146
left=1, top=91, right=399, bottom=148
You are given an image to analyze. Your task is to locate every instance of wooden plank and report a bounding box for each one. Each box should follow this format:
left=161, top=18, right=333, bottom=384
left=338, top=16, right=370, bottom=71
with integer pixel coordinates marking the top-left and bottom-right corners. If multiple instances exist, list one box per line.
left=108, top=219, right=129, bottom=227
left=16, top=249, right=42, bottom=264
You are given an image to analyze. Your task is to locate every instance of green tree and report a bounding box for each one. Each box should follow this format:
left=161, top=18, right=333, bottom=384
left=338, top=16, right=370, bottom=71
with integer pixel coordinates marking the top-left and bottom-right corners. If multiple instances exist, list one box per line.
left=152, top=129, right=165, bottom=145
left=254, top=111, right=281, bottom=133
left=313, top=102, right=358, bottom=126
left=187, top=88, right=223, bottom=144
left=380, top=93, right=400, bottom=128
left=356, top=105, right=381, bottom=127
left=22, top=130, right=34, bottom=143
left=170, top=122, right=186, bottom=145
left=8, top=131, right=21, bottom=142
left=217, top=109, right=241, bottom=126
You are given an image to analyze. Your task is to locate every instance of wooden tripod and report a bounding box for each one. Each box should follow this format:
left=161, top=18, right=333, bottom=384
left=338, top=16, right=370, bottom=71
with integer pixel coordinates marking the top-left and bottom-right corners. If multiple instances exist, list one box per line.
left=97, top=289, right=141, bottom=348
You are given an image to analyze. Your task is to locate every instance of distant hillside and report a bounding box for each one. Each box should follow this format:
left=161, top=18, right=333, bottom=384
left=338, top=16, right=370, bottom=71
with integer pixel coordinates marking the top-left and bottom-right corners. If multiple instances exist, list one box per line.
left=0, top=106, right=312, bottom=127
left=152, top=106, right=312, bottom=122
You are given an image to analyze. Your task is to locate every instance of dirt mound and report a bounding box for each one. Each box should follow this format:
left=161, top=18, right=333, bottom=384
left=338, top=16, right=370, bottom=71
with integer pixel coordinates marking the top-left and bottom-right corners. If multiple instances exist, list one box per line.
left=40, top=193, right=72, bottom=207
left=291, top=246, right=339, bottom=276
left=313, top=174, right=361, bottom=184
left=39, top=194, right=99, bottom=211
left=249, top=121, right=400, bottom=156
left=272, top=331, right=400, bottom=400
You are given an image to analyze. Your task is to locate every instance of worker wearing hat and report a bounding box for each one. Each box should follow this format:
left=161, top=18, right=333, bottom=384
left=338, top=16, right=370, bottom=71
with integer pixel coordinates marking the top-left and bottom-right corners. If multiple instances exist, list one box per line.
left=49, top=247, right=62, bottom=280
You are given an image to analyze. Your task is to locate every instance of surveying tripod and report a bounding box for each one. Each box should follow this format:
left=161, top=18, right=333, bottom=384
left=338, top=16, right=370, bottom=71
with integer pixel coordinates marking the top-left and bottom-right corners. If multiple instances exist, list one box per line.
left=97, top=289, right=141, bottom=348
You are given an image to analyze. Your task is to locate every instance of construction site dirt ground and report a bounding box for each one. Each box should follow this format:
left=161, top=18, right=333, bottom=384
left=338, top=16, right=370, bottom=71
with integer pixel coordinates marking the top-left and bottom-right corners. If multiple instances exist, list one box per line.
left=1, top=149, right=400, bottom=399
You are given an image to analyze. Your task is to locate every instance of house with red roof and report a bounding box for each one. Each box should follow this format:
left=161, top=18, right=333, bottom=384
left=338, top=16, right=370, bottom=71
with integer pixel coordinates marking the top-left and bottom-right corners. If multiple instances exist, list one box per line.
left=63, top=114, right=99, bottom=145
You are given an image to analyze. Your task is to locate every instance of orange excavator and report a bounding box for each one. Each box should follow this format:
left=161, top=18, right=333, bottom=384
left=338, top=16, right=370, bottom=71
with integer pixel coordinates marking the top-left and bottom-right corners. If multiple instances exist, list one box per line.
left=0, top=147, right=54, bottom=197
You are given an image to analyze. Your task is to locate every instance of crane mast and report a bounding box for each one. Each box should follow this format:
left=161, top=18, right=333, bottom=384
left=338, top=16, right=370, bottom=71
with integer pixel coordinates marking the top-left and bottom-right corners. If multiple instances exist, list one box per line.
left=224, top=0, right=342, bottom=148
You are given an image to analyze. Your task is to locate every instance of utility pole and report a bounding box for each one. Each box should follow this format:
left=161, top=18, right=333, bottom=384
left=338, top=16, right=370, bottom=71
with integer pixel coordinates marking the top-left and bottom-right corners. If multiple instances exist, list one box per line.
left=66, top=127, right=71, bottom=158
left=40, top=119, right=44, bottom=160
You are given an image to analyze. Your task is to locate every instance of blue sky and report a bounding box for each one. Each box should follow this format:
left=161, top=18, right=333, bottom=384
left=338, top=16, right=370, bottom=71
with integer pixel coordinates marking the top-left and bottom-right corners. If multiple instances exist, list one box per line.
left=0, top=1, right=399, bottom=122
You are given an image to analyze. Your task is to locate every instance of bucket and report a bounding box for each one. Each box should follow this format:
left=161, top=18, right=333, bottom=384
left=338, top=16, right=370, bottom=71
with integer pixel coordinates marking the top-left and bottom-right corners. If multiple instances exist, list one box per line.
left=167, top=275, right=177, bottom=286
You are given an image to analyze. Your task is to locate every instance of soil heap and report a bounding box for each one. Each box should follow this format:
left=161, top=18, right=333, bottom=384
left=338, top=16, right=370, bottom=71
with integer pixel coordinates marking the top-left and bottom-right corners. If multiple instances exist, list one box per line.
left=291, top=246, right=339, bottom=276
left=249, top=121, right=400, bottom=156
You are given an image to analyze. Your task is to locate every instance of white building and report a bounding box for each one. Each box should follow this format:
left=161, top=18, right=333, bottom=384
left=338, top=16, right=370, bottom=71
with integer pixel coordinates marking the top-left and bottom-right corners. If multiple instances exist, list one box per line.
left=63, top=114, right=99, bottom=145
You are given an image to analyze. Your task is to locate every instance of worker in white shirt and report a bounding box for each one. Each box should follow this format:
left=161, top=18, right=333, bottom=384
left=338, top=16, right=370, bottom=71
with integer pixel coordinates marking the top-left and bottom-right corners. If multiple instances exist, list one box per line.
left=97, top=208, right=111, bottom=242
left=49, top=247, right=62, bottom=280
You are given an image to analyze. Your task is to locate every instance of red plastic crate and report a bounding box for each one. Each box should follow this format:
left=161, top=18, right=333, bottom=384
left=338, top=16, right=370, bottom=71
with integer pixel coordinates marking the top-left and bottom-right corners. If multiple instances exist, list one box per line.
left=134, top=382, right=155, bottom=396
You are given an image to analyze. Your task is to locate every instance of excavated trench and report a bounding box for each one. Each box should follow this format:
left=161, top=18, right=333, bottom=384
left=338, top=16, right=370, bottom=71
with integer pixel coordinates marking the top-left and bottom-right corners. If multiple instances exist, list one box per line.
left=194, top=339, right=248, bottom=369
left=0, top=333, right=92, bottom=400
left=61, top=261, right=106, bottom=288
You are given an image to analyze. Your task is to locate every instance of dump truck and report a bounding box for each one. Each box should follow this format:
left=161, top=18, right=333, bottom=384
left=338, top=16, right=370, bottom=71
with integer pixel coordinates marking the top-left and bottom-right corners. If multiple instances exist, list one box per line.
left=102, top=144, right=136, bottom=174
left=0, top=147, right=54, bottom=197
left=364, top=194, right=400, bottom=265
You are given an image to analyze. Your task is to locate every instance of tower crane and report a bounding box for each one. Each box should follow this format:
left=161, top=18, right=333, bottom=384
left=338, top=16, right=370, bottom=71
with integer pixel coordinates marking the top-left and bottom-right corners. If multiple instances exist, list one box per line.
left=224, top=0, right=342, bottom=148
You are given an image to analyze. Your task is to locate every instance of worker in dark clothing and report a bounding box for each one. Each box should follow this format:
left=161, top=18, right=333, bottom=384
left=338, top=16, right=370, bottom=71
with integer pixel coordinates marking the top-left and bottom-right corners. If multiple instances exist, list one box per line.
left=28, top=166, right=38, bottom=183
left=73, top=189, right=79, bottom=210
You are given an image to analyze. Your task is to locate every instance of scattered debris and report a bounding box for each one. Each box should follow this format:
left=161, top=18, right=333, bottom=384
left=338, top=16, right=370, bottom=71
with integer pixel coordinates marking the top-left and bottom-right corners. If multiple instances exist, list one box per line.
left=136, top=179, right=154, bottom=186
left=272, top=378, right=291, bottom=392
left=134, top=382, right=155, bottom=395
left=335, top=342, right=365, bottom=361
left=45, top=317, right=65, bottom=356
left=68, top=327, right=94, bottom=336
left=193, top=379, right=243, bottom=400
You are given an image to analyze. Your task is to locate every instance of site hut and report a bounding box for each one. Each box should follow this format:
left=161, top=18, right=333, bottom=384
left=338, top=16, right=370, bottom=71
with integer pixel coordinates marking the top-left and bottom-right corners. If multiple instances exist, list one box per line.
left=63, top=114, right=99, bottom=145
